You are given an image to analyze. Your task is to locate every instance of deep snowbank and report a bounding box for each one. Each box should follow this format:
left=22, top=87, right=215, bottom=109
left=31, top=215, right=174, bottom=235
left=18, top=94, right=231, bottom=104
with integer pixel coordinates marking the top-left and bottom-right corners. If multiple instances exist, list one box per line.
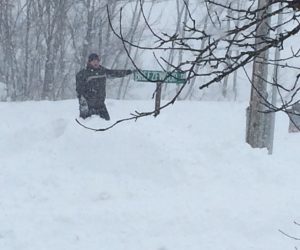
left=0, top=99, right=299, bottom=250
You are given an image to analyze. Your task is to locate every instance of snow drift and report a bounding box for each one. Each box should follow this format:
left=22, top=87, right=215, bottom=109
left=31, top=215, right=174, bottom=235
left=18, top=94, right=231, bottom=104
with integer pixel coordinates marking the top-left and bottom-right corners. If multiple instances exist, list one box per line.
left=0, top=99, right=299, bottom=250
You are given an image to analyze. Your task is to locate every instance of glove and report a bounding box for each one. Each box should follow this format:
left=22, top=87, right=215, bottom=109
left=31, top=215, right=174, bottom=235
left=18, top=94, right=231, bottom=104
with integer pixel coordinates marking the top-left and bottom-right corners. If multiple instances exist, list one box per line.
left=79, top=96, right=88, bottom=109
left=79, top=96, right=89, bottom=118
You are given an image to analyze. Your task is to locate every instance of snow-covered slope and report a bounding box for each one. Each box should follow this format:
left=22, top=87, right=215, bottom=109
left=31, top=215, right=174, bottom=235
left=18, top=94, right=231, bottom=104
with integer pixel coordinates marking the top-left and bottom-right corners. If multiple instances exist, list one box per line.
left=0, top=99, right=299, bottom=250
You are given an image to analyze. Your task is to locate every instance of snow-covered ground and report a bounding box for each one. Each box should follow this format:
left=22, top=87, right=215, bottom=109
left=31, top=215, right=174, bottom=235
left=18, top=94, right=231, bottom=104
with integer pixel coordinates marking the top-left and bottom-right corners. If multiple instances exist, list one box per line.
left=0, top=99, right=299, bottom=250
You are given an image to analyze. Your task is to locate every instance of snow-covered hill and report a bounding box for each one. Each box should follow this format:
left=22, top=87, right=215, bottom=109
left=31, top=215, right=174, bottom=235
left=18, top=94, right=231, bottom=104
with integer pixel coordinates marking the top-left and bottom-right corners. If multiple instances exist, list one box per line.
left=0, top=99, right=299, bottom=250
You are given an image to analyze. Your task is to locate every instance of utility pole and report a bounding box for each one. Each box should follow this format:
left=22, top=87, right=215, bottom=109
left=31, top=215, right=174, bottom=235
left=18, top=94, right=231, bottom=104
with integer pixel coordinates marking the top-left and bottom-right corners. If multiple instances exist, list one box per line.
left=246, top=0, right=271, bottom=148
left=267, top=2, right=283, bottom=155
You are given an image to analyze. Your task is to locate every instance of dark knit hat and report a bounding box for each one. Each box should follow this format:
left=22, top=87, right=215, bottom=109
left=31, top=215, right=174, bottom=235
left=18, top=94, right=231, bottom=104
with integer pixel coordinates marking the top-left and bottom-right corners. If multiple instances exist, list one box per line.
left=88, top=53, right=100, bottom=62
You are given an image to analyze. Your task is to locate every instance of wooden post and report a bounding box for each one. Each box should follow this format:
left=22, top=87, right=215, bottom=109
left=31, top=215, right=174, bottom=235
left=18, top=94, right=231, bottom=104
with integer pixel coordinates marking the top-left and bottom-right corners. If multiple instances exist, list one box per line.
left=268, top=2, right=283, bottom=155
left=246, top=0, right=270, bottom=148
left=155, top=82, right=162, bottom=116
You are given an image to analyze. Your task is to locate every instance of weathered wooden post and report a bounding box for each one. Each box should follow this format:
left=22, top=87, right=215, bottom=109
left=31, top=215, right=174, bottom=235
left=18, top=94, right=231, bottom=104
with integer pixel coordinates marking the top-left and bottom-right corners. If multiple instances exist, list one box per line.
left=246, top=0, right=271, bottom=148
left=155, top=82, right=162, bottom=116
left=267, top=2, right=283, bottom=155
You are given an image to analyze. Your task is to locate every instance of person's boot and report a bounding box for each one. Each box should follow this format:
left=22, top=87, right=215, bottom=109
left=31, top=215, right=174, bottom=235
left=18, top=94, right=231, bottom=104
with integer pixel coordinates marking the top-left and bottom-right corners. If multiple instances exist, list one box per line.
left=99, top=111, right=110, bottom=121
left=98, top=105, right=110, bottom=121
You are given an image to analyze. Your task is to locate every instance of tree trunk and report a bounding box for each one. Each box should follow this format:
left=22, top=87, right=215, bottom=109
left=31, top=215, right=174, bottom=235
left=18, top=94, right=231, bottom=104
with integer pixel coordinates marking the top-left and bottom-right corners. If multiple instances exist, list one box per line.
left=117, top=0, right=144, bottom=100
left=162, top=0, right=185, bottom=99
left=222, top=7, right=233, bottom=99
left=42, top=1, right=54, bottom=100
left=81, top=0, right=95, bottom=68
left=24, top=0, right=31, bottom=100
left=3, top=0, right=16, bottom=100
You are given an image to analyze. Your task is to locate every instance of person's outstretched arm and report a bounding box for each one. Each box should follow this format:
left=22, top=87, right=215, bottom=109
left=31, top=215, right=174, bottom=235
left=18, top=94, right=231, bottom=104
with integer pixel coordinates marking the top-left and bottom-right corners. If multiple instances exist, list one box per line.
left=105, top=68, right=133, bottom=79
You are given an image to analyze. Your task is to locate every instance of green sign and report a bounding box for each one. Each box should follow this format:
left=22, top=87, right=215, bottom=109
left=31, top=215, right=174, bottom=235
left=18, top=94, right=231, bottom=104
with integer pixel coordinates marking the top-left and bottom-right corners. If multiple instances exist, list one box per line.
left=134, top=70, right=186, bottom=84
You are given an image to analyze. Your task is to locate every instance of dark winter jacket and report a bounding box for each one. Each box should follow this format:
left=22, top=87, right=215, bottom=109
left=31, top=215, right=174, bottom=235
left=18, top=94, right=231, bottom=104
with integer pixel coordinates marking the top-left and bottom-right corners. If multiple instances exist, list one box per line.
left=76, top=65, right=132, bottom=107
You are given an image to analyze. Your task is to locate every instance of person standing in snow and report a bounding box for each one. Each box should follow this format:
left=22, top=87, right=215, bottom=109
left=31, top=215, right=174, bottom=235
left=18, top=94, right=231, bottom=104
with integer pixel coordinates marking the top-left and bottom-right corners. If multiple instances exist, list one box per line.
left=76, top=53, right=133, bottom=120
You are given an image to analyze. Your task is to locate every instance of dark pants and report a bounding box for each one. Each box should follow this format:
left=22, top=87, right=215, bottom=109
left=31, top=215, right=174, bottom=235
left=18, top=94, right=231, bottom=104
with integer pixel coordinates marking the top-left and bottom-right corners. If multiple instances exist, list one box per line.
left=79, top=96, right=110, bottom=120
